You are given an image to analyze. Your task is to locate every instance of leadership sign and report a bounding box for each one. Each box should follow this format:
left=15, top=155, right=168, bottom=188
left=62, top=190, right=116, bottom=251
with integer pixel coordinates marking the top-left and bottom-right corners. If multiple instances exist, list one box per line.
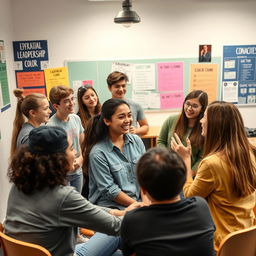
left=13, top=40, right=48, bottom=71
left=223, top=45, right=256, bottom=104
left=13, top=40, right=48, bottom=95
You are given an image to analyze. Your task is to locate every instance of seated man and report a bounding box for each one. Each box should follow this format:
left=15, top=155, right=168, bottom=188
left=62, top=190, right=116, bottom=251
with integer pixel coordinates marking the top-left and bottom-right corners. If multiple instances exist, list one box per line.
left=121, top=147, right=215, bottom=256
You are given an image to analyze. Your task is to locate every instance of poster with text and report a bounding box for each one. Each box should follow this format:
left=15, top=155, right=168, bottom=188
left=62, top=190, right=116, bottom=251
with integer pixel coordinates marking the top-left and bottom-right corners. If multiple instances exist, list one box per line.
left=157, top=62, right=184, bottom=92
left=223, top=45, right=256, bottom=104
left=13, top=40, right=49, bottom=95
left=0, top=40, right=11, bottom=112
left=190, top=63, right=218, bottom=103
left=44, top=67, right=69, bottom=98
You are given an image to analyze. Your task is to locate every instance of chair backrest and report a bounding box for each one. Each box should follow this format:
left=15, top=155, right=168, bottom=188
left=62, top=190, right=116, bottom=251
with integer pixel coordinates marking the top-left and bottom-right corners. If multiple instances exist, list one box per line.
left=0, top=223, right=52, bottom=256
left=217, top=225, right=256, bottom=256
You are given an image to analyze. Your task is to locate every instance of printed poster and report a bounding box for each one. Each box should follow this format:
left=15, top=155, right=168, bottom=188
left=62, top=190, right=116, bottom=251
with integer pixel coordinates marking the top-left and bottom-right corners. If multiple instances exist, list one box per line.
left=13, top=40, right=49, bottom=95
left=0, top=40, right=11, bottom=112
left=111, top=62, right=132, bottom=84
left=223, top=45, right=256, bottom=104
left=157, top=62, right=184, bottom=92
left=44, top=67, right=69, bottom=98
left=133, top=63, right=155, bottom=91
left=160, top=92, right=184, bottom=109
left=190, top=63, right=218, bottom=103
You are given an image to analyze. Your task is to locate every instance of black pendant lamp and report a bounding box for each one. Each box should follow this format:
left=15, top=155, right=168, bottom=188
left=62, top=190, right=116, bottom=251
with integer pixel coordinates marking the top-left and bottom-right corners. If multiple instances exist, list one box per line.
left=114, top=0, right=141, bottom=27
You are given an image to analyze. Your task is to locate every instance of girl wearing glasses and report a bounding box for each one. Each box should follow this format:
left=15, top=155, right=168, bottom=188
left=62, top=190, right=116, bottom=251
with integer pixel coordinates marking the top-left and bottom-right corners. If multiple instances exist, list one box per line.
left=77, top=85, right=101, bottom=129
left=171, top=101, right=256, bottom=250
left=157, top=90, right=208, bottom=171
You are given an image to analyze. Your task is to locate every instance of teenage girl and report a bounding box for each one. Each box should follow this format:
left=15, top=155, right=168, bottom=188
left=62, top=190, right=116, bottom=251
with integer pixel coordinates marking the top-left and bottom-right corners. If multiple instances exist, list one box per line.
left=10, top=89, right=51, bottom=159
left=83, top=98, right=145, bottom=209
left=171, top=101, right=256, bottom=250
left=77, top=85, right=101, bottom=129
left=157, top=90, right=208, bottom=171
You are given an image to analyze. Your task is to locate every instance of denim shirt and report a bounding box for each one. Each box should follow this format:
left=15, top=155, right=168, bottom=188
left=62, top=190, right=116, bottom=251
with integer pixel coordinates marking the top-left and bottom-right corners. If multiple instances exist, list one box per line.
left=88, top=134, right=146, bottom=209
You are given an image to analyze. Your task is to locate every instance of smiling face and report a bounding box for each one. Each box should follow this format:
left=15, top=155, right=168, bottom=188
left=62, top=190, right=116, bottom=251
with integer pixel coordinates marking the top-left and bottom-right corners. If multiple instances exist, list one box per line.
left=82, top=88, right=98, bottom=110
left=200, top=108, right=208, bottom=137
left=184, top=97, right=202, bottom=120
left=55, top=94, right=75, bottom=115
left=108, top=79, right=127, bottom=99
left=104, top=103, right=132, bottom=136
left=32, top=98, right=52, bottom=125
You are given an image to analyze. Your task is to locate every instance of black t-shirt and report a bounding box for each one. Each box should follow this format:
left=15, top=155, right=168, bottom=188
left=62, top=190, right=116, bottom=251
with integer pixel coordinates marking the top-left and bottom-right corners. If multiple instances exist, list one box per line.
left=121, top=196, right=215, bottom=256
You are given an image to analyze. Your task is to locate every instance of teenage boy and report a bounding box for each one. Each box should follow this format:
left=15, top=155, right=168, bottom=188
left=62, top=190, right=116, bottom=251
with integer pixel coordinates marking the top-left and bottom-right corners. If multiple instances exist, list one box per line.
left=107, top=71, right=149, bottom=136
left=47, top=86, right=84, bottom=193
left=121, top=147, right=215, bottom=256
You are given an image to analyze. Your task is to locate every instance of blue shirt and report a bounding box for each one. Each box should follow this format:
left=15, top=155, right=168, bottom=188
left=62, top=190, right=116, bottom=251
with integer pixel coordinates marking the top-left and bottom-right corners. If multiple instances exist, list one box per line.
left=89, top=134, right=145, bottom=209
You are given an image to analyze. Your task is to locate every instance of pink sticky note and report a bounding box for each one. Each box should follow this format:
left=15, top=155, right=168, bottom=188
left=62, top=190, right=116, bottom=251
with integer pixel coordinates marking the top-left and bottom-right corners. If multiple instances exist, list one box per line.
left=157, top=62, right=184, bottom=92
left=82, top=80, right=93, bottom=86
left=160, top=92, right=184, bottom=109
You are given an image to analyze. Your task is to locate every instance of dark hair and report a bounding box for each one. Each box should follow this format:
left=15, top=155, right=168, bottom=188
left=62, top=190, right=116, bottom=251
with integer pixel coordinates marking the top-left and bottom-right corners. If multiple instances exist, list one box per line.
left=49, top=85, right=73, bottom=105
left=10, top=89, right=47, bottom=159
left=82, top=98, right=129, bottom=173
left=77, top=85, right=101, bottom=128
left=174, top=90, right=208, bottom=148
left=8, top=146, right=70, bottom=195
left=204, top=101, right=256, bottom=197
left=137, top=147, right=186, bottom=201
left=107, top=71, right=128, bottom=87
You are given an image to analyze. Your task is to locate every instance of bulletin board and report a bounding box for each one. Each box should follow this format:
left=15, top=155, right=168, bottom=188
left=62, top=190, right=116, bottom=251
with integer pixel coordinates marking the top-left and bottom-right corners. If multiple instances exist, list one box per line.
left=66, top=57, right=221, bottom=110
left=222, top=45, right=256, bottom=105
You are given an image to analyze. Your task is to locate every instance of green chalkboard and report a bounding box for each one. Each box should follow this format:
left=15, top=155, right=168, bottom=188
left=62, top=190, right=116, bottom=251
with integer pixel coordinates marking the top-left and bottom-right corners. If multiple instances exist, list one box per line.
left=66, top=57, right=221, bottom=110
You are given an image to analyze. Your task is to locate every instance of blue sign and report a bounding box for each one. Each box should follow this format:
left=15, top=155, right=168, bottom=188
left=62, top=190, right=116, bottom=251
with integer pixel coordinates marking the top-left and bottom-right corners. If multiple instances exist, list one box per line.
left=223, top=45, right=256, bottom=104
left=13, top=40, right=48, bottom=72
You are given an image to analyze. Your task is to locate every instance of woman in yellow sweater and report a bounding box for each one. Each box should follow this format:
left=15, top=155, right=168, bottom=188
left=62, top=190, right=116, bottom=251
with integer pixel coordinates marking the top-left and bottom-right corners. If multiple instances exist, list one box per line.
left=171, top=101, right=256, bottom=250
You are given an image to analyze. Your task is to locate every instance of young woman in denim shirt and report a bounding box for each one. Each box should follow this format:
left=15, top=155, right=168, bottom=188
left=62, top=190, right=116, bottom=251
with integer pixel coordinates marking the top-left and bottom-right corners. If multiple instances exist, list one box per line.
left=83, top=98, right=145, bottom=209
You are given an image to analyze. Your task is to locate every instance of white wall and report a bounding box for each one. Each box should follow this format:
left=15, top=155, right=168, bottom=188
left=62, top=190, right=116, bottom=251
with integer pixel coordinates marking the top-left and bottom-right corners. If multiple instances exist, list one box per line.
left=0, top=0, right=255, bottom=218
left=0, top=0, right=16, bottom=221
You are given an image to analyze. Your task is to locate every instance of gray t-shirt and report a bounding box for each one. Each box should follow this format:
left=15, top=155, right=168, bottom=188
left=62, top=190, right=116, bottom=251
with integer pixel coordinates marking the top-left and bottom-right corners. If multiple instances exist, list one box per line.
left=4, top=185, right=121, bottom=256
left=16, top=123, right=34, bottom=148
left=47, top=114, right=84, bottom=156
left=125, top=99, right=145, bottom=128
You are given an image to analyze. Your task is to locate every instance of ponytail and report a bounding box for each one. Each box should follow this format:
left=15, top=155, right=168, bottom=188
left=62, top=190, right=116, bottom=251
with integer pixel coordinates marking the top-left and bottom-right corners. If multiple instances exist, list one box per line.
left=10, top=89, right=46, bottom=160
left=10, top=89, right=26, bottom=159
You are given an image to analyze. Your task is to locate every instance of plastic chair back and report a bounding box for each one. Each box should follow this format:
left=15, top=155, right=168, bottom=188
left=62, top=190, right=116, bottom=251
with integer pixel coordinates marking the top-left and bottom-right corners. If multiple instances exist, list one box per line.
left=0, top=223, right=51, bottom=256
left=217, top=225, right=256, bottom=256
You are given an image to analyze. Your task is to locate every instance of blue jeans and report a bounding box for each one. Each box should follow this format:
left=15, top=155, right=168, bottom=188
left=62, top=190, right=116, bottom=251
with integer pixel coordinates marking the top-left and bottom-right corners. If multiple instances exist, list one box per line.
left=75, top=232, right=123, bottom=256
left=67, top=168, right=83, bottom=193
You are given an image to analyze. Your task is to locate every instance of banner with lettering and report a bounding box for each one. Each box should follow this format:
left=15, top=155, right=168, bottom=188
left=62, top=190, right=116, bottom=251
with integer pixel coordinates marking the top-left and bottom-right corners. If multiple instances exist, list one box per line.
left=13, top=40, right=49, bottom=95
left=223, top=45, right=256, bottom=104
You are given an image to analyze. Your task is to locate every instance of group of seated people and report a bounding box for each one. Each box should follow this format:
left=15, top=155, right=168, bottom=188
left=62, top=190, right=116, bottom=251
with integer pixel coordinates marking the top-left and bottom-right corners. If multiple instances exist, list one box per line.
left=3, top=71, right=256, bottom=256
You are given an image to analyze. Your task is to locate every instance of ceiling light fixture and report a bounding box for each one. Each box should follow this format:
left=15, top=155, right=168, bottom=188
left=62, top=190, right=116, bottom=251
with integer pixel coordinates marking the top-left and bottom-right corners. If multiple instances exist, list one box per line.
left=114, top=0, right=141, bottom=28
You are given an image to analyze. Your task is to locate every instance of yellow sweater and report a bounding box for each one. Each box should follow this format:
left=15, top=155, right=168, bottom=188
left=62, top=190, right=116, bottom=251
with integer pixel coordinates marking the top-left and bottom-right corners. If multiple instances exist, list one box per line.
left=183, top=154, right=256, bottom=250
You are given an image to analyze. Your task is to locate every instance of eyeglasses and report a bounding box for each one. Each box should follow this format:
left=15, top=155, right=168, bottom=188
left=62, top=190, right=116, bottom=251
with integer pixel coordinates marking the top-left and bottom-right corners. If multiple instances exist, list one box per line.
left=184, top=101, right=201, bottom=109
left=78, top=84, right=92, bottom=91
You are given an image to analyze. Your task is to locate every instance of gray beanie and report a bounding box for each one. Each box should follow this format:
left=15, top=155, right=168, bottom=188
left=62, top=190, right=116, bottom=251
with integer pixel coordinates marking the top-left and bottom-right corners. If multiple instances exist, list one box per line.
left=28, top=126, right=68, bottom=154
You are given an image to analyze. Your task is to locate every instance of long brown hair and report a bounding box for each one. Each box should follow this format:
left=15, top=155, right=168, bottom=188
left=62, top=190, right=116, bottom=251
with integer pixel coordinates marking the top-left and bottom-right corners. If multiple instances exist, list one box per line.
left=82, top=98, right=129, bottom=174
left=174, top=90, right=208, bottom=148
left=204, top=101, right=256, bottom=197
left=10, top=89, right=46, bottom=159
left=77, top=85, right=101, bottom=128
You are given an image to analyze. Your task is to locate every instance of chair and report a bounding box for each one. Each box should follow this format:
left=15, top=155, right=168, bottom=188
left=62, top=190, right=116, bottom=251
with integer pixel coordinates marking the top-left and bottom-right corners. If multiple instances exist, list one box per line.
left=80, top=227, right=95, bottom=237
left=217, top=225, right=256, bottom=256
left=0, top=223, right=51, bottom=256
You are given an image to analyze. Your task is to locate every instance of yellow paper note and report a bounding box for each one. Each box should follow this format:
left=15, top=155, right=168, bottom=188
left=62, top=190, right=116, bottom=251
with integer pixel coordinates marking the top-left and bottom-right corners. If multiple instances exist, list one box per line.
left=44, top=67, right=69, bottom=99
left=190, top=64, right=218, bottom=103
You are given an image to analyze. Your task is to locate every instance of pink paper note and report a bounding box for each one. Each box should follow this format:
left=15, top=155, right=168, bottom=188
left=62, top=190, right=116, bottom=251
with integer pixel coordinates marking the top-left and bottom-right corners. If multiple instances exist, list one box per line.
left=157, top=62, right=184, bottom=91
left=160, top=92, right=184, bottom=109
left=82, top=80, right=93, bottom=86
